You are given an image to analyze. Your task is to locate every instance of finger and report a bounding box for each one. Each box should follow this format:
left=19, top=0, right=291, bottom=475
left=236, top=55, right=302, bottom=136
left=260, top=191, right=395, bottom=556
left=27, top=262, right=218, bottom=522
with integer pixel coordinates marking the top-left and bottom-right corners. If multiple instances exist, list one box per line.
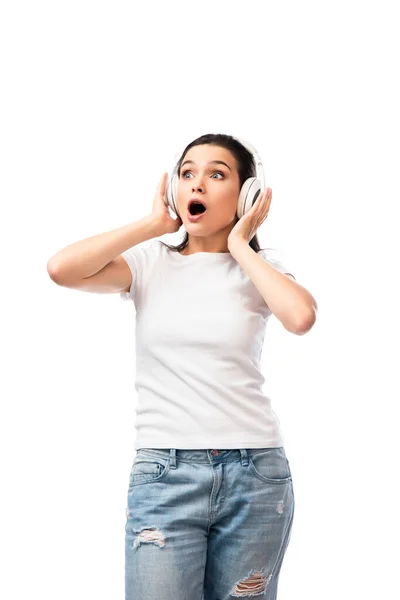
left=263, top=189, right=272, bottom=207
left=159, top=172, right=168, bottom=194
left=261, top=188, right=271, bottom=201
left=252, top=191, right=263, bottom=209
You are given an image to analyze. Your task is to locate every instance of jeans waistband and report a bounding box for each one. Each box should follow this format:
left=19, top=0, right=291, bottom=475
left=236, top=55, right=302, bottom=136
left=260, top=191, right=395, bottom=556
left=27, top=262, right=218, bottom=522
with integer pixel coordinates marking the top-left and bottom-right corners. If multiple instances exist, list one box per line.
left=136, top=448, right=283, bottom=469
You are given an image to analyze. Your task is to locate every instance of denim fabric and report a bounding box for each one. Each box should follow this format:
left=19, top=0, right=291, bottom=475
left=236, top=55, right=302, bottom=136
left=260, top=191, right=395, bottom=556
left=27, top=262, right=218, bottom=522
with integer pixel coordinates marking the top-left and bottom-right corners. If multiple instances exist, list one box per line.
left=125, top=447, right=295, bottom=599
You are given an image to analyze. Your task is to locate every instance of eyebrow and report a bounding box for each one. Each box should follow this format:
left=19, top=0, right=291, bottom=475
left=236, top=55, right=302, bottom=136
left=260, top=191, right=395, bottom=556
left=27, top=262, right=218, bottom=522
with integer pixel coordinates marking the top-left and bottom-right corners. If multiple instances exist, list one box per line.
left=181, top=159, right=232, bottom=171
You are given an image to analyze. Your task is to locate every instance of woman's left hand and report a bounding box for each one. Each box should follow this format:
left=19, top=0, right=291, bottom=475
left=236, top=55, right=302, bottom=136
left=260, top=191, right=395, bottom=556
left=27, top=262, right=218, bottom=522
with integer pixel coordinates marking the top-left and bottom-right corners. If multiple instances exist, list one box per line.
left=227, top=187, right=272, bottom=249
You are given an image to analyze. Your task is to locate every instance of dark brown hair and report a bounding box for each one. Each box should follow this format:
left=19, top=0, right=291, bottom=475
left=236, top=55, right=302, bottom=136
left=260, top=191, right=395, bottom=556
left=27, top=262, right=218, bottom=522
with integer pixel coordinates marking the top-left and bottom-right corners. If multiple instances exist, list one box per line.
left=159, top=133, right=266, bottom=253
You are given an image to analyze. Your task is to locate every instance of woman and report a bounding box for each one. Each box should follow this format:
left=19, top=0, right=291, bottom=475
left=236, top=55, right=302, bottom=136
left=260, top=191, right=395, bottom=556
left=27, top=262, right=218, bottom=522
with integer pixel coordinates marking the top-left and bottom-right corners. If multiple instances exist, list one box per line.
left=47, top=132, right=317, bottom=599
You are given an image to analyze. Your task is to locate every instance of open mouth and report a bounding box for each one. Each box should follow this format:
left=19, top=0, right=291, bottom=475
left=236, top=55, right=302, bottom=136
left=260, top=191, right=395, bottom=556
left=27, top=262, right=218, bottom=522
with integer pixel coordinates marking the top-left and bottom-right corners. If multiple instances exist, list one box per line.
left=188, top=201, right=207, bottom=216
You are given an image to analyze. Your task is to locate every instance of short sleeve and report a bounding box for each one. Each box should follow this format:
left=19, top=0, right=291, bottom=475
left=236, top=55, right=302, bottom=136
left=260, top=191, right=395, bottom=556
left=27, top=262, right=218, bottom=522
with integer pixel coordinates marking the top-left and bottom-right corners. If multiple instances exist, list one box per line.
left=119, top=248, right=139, bottom=302
left=119, top=239, right=160, bottom=303
left=259, top=248, right=296, bottom=281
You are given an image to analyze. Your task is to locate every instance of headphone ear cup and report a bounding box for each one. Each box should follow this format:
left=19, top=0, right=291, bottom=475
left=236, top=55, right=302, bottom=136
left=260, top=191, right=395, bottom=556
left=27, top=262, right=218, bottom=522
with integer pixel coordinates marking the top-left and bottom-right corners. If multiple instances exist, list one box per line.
left=237, top=177, right=262, bottom=219
left=165, top=173, right=180, bottom=217
left=164, top=151, right=181, bottom=217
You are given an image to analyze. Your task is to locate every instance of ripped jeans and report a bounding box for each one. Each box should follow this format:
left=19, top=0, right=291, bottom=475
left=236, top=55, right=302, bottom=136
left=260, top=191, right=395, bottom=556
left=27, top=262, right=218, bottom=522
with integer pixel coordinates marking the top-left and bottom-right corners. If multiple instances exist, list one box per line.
left=125, top=447, right=295, bottom=600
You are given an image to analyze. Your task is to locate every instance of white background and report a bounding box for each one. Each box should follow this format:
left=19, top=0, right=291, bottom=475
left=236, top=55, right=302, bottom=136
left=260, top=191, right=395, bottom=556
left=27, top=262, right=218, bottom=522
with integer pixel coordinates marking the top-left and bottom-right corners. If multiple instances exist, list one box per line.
left=1, top=1, right=399, bottom=599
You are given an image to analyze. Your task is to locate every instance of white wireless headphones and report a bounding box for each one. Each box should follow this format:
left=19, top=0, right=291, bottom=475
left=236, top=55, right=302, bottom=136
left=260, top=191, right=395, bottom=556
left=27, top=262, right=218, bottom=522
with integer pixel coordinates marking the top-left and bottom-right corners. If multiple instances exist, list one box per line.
left=163, top=136, right=266, bottom=220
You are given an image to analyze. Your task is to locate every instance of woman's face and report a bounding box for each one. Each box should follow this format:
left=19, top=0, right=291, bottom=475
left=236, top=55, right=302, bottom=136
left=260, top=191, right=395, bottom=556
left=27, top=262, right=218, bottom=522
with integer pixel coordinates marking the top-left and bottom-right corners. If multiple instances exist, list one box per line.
left=177, top=144, right=241, bottom=233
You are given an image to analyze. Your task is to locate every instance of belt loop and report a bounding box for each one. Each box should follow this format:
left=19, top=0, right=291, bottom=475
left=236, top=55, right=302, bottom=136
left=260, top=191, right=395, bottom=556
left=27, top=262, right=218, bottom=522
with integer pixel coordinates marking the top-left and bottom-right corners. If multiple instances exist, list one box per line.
left=240, top=448, right=249, bottom=466
left=169, top=448, right=177, bottom=469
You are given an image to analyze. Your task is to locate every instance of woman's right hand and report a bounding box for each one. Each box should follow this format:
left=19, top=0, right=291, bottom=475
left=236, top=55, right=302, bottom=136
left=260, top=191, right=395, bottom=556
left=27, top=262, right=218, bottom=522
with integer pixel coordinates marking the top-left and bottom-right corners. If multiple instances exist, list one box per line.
left=150, top=172, right=183, bottom=235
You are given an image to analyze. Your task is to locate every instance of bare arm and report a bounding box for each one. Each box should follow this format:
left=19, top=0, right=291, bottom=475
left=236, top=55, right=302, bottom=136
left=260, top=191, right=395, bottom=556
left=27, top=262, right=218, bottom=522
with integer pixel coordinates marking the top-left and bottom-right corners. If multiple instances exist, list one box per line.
left=47, top=216, right=161, bottom=292
left=47, top=172, right=181, bottom=294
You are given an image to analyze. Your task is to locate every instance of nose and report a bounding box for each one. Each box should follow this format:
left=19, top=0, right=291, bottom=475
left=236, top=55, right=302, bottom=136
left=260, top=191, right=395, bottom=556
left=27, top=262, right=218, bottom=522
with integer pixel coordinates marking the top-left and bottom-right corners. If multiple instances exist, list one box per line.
left=189, top=173, right=205, bottom=192
left=191, top=176, right=203, bottom=192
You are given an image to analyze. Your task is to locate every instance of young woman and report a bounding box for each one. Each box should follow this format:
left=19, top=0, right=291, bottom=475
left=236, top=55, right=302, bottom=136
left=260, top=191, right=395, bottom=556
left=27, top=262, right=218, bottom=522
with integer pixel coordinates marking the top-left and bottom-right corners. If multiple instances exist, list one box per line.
left=48, top=132, right=317, bottom=599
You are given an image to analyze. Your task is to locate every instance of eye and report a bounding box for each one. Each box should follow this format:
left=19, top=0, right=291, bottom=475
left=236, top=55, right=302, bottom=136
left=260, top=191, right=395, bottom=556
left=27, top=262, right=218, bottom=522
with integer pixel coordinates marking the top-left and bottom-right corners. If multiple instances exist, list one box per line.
left=181, top=170, right=224, bottom=179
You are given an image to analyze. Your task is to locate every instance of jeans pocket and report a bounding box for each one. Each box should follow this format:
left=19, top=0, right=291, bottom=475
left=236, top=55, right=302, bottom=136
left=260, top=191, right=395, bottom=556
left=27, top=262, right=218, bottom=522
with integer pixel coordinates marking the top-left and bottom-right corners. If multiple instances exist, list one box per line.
left=248, top=447, right=292, bottom=484
left=128, top=452, right=171, bottom=489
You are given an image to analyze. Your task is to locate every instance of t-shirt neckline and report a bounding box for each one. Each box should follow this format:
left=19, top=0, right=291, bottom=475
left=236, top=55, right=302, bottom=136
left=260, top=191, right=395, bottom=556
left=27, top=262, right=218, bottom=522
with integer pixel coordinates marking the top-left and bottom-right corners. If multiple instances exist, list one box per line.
left=165, top=244, right=234, bottom=261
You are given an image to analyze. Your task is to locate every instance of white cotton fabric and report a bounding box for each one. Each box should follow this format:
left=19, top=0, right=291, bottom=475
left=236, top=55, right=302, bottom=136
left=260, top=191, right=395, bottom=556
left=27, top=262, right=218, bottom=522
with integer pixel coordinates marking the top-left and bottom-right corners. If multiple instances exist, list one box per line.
left=120, top=239, right=295, bottom=450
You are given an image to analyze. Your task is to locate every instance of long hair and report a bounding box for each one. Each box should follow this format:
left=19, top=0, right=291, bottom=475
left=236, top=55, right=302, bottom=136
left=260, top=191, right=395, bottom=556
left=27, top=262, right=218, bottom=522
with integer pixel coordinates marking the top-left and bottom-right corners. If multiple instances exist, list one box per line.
left=159, top=133, right=266, bottom=253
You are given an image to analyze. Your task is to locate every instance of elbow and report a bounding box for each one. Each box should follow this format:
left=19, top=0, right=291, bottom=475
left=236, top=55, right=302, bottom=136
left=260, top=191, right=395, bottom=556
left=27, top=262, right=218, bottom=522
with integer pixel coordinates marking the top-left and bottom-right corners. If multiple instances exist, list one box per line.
left=293, top=308, right=317, bottom=335
left=47, top=260, right=64, bottom=284
left=47, top=260, right=58, bottom=281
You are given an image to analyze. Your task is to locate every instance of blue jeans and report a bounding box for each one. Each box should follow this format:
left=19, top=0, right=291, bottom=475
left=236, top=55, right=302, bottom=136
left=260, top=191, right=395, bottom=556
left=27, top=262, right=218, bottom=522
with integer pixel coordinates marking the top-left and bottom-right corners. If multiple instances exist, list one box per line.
left=125, top=447, right=295, bottom=599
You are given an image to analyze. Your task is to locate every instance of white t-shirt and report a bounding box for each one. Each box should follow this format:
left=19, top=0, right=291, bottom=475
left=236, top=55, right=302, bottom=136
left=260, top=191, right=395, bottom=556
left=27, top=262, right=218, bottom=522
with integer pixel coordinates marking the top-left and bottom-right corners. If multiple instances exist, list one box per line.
left=120, top=239, right=295, bottom=450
